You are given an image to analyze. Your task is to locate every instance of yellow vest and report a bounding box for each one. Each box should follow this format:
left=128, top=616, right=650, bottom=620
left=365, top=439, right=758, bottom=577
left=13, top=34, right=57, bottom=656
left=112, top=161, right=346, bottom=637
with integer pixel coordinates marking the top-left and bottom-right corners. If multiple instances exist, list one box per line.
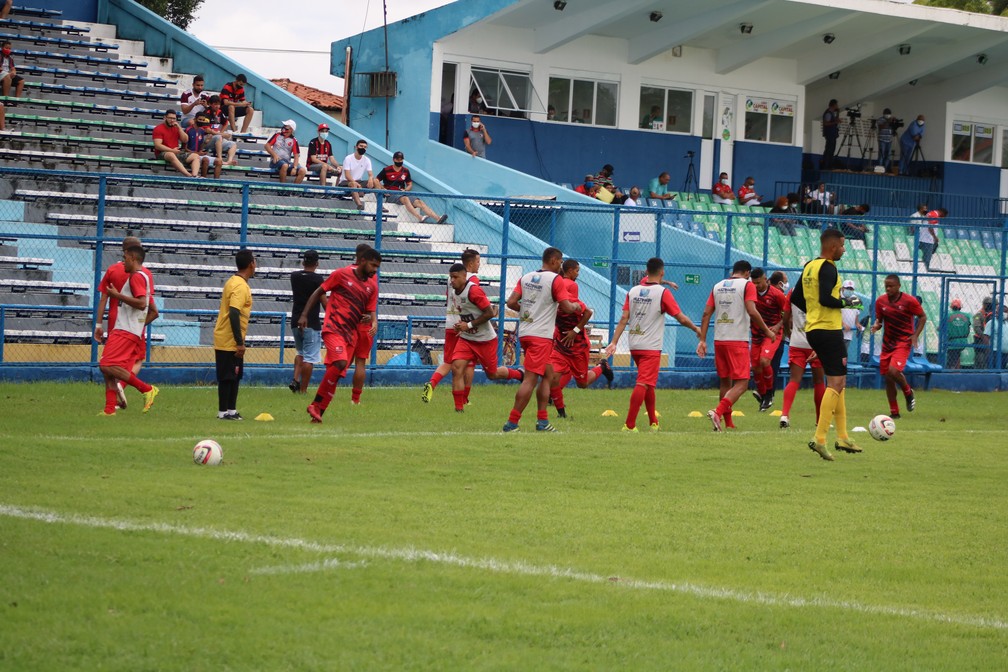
left=802, top=258, right=842, bottom=331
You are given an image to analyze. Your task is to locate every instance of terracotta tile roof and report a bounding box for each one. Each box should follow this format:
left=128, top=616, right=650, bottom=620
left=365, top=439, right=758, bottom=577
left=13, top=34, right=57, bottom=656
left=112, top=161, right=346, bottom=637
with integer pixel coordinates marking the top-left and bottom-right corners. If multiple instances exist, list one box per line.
left=270, top=78, right=344, bottom=111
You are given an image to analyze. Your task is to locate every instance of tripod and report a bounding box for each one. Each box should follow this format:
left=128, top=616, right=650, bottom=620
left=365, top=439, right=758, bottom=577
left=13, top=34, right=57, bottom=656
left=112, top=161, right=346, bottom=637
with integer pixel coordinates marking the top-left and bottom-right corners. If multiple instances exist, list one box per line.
left=838, top=115, right=865, bottom=171
left=859, top=118, right=877, bottom=171
left=682, top=153, right=698, bottom=199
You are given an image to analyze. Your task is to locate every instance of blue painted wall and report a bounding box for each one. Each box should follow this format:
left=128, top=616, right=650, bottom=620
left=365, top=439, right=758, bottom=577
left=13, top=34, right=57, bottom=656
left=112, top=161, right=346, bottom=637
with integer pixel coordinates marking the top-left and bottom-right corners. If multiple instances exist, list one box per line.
left=731, top=141, right=802, bottom=203
left=40, top=0, right=98, bottom=22
left=942, top=161, right=1000, bottom=199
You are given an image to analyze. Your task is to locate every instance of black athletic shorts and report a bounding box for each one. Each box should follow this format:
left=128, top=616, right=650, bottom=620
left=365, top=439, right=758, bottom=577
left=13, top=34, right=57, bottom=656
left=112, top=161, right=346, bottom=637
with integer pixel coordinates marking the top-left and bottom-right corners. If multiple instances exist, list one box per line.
left=805, top=329, right=847, bottom=377
left=215, top=349, right=244, bottom=382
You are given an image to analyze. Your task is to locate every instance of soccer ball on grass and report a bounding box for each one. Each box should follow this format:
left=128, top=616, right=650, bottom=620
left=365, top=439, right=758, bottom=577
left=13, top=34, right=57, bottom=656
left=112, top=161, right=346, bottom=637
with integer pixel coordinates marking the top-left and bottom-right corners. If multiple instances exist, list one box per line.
left=867, top=415, right=896, bottom=441
left=193, top=439, right=223, bottom=466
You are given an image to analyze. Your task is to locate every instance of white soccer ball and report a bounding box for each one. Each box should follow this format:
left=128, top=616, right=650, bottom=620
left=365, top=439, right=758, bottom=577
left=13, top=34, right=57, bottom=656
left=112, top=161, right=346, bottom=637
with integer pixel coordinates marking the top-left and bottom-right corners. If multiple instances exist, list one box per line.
left=868, top=415, right=896, bottom=442
left=193, top=439, right=223, bottom=466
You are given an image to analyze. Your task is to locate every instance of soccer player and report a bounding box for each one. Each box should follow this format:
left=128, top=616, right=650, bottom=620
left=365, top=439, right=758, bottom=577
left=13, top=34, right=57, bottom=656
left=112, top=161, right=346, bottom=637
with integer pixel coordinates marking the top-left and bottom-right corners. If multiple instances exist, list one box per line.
left=696, top=260, right=774, bottom=431
left=97, top=245, right=158, bottom=416
left=791, top=228, right=863, bottom=460
left=748, top=268, right=788, bottom=411
left=300, top=248, right=381, bottom=423
left=351, top=243, right=379, bottom=405
left=94, top=236, right=158, bottom=410
left=213, top=250, right=255, bottom=420
left=502, top=247, right=578, bottom=432
left=288, top=249, right=325, bottom=393
left=548, top=259, right=613, bottom=419
left=778, top=290, right=825, bottom=429
left=871, top=274, right=926, bottom=418
left=447, top=264, right=523, bottom=412
left=764, top=270, right=790, bottom=406
left=605, top=257, right=700, bottom=432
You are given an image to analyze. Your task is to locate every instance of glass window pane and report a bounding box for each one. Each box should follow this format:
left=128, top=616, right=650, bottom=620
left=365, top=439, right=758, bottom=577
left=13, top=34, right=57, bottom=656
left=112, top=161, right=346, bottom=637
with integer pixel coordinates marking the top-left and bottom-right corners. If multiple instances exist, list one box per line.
left=639, top=86, right=664, bottom=130
left=572, top=79, right=595, bottom=124
left=702, top=94, right=715, bottom=139
left=951, top=121, right=972, bottom=161
left=548, top=77, right=571, bottom=122
left=769, top=115, right=793, bottom=144
left=973, top=124, right=994, bottom=164
left=665, top=89, right=692, bottom=133
left=471, top=69, right=503, bottom=112
left=501, top=71, right=529, bottom=114
left=744, top=112, right=768, bottom=141
left=595, top=82, right=618, bottom=127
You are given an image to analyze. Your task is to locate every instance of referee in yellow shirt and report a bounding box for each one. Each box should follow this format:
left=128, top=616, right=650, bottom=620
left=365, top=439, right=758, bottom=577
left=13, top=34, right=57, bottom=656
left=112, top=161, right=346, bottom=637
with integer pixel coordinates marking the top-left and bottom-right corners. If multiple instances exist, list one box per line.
left=790, top=229, right=862, bottom=460
left=213, top=249, right=255, bottom=420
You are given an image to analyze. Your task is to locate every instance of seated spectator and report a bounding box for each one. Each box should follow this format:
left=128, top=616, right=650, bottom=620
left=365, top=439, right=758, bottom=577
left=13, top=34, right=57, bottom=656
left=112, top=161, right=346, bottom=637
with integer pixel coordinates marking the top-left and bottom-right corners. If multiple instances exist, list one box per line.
left=839, top=203, right=870, bottom=241
left=768, top=196, right=797, bottom=236
left=220, top=73, right=255, bottom=134
left=179, top=74, right=210, bottom=127
left=187, top=115, right=221, bottom=179
left=202, top=95, right=238, bottom=166
left=623, top=186, right=642, bottom=207
left=593, top=164, right=625, bottom=204
left=804, top=182, right=835, bottom=215
left=647, top=172, right=676, bottom=202
left=712, top=172, right=735, bottom=204
left=641, top=105, right=662, bottom=129
left=376, top=151, right=449, bottom=224
left=152, top=109, right=200, bottom=177
left=573, top=174, right=597, bottom=196
left=265, top=120, right=306, bottom=184
left=1, top=41, right=24, bottom=98
left=306, top=123, right=342, bottom=184
left=737, top=176, right=762, bottom=206
left=338, top=138, right=377, bottom=211
left=0, top=0, right=10, bottom=20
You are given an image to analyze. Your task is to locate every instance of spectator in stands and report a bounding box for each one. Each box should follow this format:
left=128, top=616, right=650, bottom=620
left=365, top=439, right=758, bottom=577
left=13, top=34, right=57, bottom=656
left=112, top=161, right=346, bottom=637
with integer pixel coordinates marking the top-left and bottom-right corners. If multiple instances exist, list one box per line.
left=592, top=164, right=625, bottom=204
left=907, top=202, right=928, bottom=235
left=376, top=150, right=449, bottom=224
left=339, top=138, right=377, bottom=211
left=876, top=108, right=894, bottom=170
left=918, top=207, right=946, bottom=270
left=546, top=105, right=556, bottom=121
left=306, top=123, right=342, bottom=184
left=647, top=172, right=676, bottom=202
left=463, top=114, right=492, bottom=159
left=1, top=41, right=24, bottom=98
left=983, top=303, right=1008, bottom=369
left=623, top=186, right=642, bottom=207
left=468, top=90, right=489, bottom=115
left=840, top=279, right=863, bottom=350
left=573, top=174, right=597, bottom=197
left=265, top=119, right=306, bottom=184
left=839, top=203, right=870, bottom=241
left=641, top=105, right=662, bottom=129
left=0, top=0, right=11, bottom=20
left=821, top=99, right=840, bottom=169
left=973, top=296, right=993, bottom=369
left=768, top=196, right=797, bottom=236
left=221, top=73, right=254, bottom=134
left=152, top=109, right=201, bottom=178
left=180, top=74, right=210, bottom=127
left=712, top=172, right=734, bottom=205
left=202, top=95, right=238, bottom=167
left=187, top=114, right=221, bottom=179
left=737, top=176, right=762, bottom=206
left=946, top=299, right=972, bottom=369
left=899, top=114, right=925, bottom=176
left=804, top=182, right=835, bottom=215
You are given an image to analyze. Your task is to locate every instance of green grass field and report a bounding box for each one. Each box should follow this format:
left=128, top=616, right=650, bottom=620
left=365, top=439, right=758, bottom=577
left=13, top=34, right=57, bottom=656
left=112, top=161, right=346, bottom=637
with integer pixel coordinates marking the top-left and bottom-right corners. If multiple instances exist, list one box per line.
left=1, top=381, right=1006, bottom=670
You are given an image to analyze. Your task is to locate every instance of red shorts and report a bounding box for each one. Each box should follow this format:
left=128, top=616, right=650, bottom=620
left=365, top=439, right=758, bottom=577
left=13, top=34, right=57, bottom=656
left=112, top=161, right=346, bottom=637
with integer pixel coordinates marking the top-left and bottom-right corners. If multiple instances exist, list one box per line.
left=750, top=335, right=782, bottom=368
left=452, top=337, right=499, bottom=375
left=354, top=323, right=373, bottom=360
left=100, top=330, right=141, bottom=369
left=880, top=342, right=911, bottom=375
left=631, top=350, right=661, bottom=387
left=519, top=336, right=554, bottom=376
left=133, top=332, right=147, bottom=363
left=714, top=341, right=750, bottom=380
left=443, top=329, right=459, bottom=363
left=323, top=330, right=355, bottom=370
left=550, top=347, right=590, bottom=383
left=788, top=346, right=823, bottom=370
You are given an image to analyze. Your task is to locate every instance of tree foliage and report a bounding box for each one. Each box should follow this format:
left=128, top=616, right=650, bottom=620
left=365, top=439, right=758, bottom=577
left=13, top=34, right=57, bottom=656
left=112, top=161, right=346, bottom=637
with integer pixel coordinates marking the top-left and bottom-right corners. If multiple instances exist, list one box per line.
left=915, top=0, right=1008, bottom=15
left=136, top=0, right=205, bottom=30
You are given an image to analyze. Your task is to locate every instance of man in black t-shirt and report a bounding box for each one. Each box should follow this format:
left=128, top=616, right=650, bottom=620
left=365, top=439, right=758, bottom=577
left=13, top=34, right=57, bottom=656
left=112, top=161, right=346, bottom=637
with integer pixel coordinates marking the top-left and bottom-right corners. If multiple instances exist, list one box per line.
left=376, top=150, right=449, bottom=224
left=289, top=249, right=326, bottom=393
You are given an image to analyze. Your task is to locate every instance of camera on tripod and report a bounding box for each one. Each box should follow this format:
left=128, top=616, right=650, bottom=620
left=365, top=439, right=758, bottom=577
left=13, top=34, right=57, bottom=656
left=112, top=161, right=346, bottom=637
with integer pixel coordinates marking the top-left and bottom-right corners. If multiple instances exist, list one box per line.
left=845, top=104, right=862, bottom=120
left=684, top=151, right=695, bottom=158
left=890, top=118, right=905, bottom=132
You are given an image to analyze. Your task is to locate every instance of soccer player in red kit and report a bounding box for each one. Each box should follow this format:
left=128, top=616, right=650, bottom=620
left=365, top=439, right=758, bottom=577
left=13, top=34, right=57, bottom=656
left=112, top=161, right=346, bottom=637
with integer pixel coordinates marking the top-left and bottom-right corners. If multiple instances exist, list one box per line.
left=778, top=290, right=825, bottom=429
left=350, top=243, right=379, bottom=405
left=871, top=274, right=925, bottom=417
left=748, top=267, right=788, bottom=411
left=605, top=257, right=700, bottom=431
left=299, top=247, right=381, bottom=423
left=548, top=259, right=613, bottom=418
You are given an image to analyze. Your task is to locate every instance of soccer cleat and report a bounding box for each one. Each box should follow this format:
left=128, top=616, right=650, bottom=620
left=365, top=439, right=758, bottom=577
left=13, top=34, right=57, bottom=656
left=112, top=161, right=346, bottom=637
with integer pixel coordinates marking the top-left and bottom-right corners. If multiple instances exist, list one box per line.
left=115, top=382, right=128, bottom=409
left=751, top=390, right=763, bottom=407
left=891, top=413, right=901, bottom=419
left=307, top=403, right=323, bottom=423
left=141, top=385, right=159, bottom=413
left=536, top=419, right=557, bottom=432
left=621, top=424, right=639, bottom=433
left=835, top=437, right=863, bottom=454
left=600, top=359, right=614, bottom=388
left=502, top=421, right=520, bottom=433
left=97, top=410, right=116, bottom=417
left=706, top=409, right=723, bottom=432
left=455, top=408, right=464, bottom=413
left=229, top=412, right=244, bottom=420
left=649, top=423, right=660, bottom=433
left=905, top=390, right=916, bottom=412
left=288, top=379, right=300, bottom=393
left=779, top=415, right=790, bottom=429
left=808, top=440, right=835, bottom=461
left=759, top=395, right=773, bottom=412
left=556, top=406, right=567, bottom=419
left=421, top=382, right=434, bottom=403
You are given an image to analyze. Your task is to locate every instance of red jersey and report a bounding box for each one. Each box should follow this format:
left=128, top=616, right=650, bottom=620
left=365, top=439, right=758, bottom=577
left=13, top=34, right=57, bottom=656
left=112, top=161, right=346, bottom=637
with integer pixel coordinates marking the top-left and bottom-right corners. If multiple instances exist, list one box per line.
left=99, top=261, right=156, bottom=331
left=320, top=266, right=379, bottom=341
left=220, top=81, right=246, bottom=104
left=554, top=279, right=588, bottom=354
left=712, top=182, right=733, bottom=200
left=874, top=292, right=924, bottom=352
left=376, top=165, right=412, bottom=191
left=751, top=285, right=787, bottom=338
left=737, top=185, right=758, bottom=204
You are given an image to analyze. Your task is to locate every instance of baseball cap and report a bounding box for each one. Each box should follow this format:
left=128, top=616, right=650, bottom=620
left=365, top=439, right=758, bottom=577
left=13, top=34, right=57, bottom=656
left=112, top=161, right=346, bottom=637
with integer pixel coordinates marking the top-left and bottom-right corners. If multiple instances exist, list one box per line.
left=281, top=119, right=296, bottom=132
left=302, top=249, right=319, bottom=264
left=393, top=151, right=404, bottom=160
left=951, top=299, right=962, bottom=309
left=318, top=123, right=329, bottom=131
left=842, top=279, right=855, bottom=289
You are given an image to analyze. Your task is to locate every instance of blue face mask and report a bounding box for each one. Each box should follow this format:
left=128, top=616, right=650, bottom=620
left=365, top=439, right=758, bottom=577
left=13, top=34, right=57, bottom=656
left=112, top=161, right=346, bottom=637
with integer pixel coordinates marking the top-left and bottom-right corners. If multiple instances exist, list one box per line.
left=319, top=132, right=329, bottom=141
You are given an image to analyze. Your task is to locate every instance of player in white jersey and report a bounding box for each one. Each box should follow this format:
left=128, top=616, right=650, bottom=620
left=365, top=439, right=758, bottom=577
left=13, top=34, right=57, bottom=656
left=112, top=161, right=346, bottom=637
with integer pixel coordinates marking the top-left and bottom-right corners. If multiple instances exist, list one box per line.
left=422, top=249, right=481, bottom=404
left=778, top=290, right=825, bottom=429
left=502, top=247, right=578, bottom=432
left=696, top=260, right=774, bottom=431
left=605, top=257, right=700, bottom=432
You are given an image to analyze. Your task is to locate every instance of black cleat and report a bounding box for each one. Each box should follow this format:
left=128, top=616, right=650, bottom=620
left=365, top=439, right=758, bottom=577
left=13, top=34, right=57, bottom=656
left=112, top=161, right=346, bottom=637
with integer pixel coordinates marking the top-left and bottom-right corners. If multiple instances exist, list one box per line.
left=556, top=406, right=567, bottom=419
left=891, top=413, right=901, bottom=419
left=288, top=379, right=300, bottom=393
left=751, top=390, right=763, bottom=407
left=759, top=395, right=773, bottom=412
left=599, top=359, right=614, bottom=388
left=905, top=390, right=916, bottom=412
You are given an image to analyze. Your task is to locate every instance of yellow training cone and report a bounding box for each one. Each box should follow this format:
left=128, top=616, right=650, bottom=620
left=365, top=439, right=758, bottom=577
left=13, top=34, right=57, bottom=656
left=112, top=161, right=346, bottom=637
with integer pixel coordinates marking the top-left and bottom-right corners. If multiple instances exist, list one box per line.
left=254, top=413, right=275, bottom=422
left=770, top=410, right=782, bottom=417
left=654, top=411, right=661, bottom=418
left=688, top=411, right=703, bottom=418
left=601, top=409, right=619, bottom=417
left=731, top=410, right=745, bottom=417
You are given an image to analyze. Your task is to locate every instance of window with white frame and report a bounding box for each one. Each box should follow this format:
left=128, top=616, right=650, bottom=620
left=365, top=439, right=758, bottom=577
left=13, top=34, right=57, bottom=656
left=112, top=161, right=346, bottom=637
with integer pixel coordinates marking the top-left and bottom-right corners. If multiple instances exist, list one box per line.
left=469, top=67, right=541, bottom=118
left=638, top=86, right=693, bottom=133
left=743, top=97, right=795, bottom=144
left=548, top=76, right=618, bottom=127
left=951, top=121, right=994, bottom=165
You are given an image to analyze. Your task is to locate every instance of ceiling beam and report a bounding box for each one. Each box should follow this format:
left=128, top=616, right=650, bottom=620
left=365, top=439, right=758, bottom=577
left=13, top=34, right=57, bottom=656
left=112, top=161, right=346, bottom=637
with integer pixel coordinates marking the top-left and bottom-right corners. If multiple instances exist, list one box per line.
left=937, top=62, right=1008, bottom=102
left=796, top=21, right=933, bottom=85
left=715, top=9, right=850, bottom=74
left=533, top=0, right=655, bottom=54
left=627, top=0, right=776, bottom=65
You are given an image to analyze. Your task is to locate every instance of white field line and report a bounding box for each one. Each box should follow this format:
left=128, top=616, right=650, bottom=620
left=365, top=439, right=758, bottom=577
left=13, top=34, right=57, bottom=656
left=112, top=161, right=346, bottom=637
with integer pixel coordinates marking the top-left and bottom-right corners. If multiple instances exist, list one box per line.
left=2, top=503, right=1005, bottom=631
left=249, top=558, right=368, bottom=575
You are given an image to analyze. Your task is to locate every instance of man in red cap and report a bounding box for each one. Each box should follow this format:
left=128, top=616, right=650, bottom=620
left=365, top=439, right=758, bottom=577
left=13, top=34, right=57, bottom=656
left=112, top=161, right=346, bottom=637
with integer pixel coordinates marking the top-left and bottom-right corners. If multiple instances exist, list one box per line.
left=306, top=123, right=342, bottom=184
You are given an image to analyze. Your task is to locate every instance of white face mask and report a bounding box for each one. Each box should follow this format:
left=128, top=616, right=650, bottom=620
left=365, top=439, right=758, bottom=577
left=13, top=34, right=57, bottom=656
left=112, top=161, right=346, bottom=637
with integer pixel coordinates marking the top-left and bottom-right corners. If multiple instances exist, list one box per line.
left=917, top=121, right=924, bottom=127
left=720, top=178, right=728, bottom=184
left=843, top=288, right=855, bottom=298
left=471, top=121, right=481, bottom=129
left=319, top=132, right=329, bottom=141
left=780, top=282, right=790, bottom=293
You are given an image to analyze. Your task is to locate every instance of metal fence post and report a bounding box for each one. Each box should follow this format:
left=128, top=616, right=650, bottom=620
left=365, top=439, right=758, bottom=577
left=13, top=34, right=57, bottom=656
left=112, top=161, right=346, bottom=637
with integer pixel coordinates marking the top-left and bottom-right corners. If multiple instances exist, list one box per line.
left=497, top=199, right=511, bottom=364
left=609, top=208, right=620, bottom=338
left=723, top=214, right=733, bottom=275
left=90, top=175, right=107, bottom=366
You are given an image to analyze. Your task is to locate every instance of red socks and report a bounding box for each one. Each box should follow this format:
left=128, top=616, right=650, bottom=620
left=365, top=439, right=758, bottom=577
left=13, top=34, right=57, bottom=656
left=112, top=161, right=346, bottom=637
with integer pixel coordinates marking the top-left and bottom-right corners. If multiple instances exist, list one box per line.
left=644, top=386, right=657, bottom=425
left=104, top=389, right=116, bottom=414
left=452, top=390, right=465, bottom=411
left=550, top=386, right=565, bottom=410
left=626, top=384, right=646, bottom=429
left=508, top=408, right=521, bottom=424
left=313, top=365, right=341, bottom=411
left=507, top=368, right=523, bottom=381
left=429, top=371, right=444, bottom=389
left=782, top=381, right=798, bottom=416
left=351, top=387, right=362, bottom=403
left=126, top=374, right=151, bottom=394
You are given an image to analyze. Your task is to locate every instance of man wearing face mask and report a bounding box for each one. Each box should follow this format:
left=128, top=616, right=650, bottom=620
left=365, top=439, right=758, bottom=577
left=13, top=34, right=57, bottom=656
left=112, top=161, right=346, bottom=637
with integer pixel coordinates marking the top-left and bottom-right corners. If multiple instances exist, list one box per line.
left=899, top=114, right=925, bottom=176
left=306, top=123, right=342, bottom=184
left=0, top=40, right=24, bottom=98
left=712, top=172, right=735, bottom=205
left=463, top=115, right=492, bottom=159
left=265, top=119, right=307, bottom=184
left=339, top=139, right=377, bottom=211
left=376, top=151, right=449, bottom=224
left=737, top=176, right=762, bottom=207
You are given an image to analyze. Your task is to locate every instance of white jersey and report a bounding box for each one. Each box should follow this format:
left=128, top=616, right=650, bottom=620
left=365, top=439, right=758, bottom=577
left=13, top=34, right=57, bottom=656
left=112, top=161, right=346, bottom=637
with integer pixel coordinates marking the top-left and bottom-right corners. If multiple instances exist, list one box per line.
left=625, top=282, right=677, bottom=351
left=443, top=272, right=476, bottom=328
left=342, top=154, right=373, bottom=181
left=114, top=271, right=150, bottom=338
left=515, top=270, right=563, bottom=339
left=710, top=278, right=751, bottom=342
left=453, top=281, right=496, bottom=343
left=789, top=301, right=811, bottom=350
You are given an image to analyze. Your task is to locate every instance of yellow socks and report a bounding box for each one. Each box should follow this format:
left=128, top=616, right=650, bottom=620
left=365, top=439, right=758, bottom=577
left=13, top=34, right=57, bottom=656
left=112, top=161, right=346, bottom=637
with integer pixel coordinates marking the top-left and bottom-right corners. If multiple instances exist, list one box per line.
left=834, top=388, right=848, bottom=440
left=815, top=388, right=840, bottom=444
